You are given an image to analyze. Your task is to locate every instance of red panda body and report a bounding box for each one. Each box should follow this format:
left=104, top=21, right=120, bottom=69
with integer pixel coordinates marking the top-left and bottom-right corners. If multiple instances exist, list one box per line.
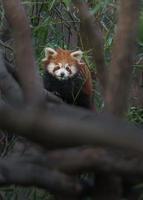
left=42, top=48, right=94, bottom=109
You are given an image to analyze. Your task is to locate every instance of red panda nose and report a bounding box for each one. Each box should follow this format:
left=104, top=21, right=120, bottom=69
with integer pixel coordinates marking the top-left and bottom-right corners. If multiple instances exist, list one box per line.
left=60, top=72, right=65, bottom=77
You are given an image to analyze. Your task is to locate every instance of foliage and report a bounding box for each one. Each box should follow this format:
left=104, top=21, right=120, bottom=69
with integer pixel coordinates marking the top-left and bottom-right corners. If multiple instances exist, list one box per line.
left=128, top=107, right=143, bottom=125
left=23, top=0, right=78, bottom=68
left=0, top=186, right=54, bottom=200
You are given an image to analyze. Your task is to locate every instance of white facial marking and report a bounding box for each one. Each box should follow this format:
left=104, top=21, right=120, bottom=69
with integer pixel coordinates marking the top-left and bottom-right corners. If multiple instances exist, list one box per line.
left=54, top=68, right=69, bottom=80
left=69, top=65, right=77, bottom=77
left=46, top=63, right=56, bottom=74
left=58, top=63, right=62, bottom=68
left=65, top=63, right=69, bottom=68
left=46, top=62, right=77, bottom=80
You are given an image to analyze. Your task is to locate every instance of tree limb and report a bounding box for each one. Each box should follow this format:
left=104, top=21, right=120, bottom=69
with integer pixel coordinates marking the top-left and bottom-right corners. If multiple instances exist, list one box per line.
left=47, top=147, right=143, bottom=176
left=2, top=0, right=44, bottom=105
left=0, top=157, right=82, bottom=196
left=9, top=140, right=143, bottom=176
left=1, top=139, right=143, bottom=198
left=0, top=104, right=143, bottom=153
left=72, top=1, right=107, bottom=94
left=105, top=0, right=140, bottom=116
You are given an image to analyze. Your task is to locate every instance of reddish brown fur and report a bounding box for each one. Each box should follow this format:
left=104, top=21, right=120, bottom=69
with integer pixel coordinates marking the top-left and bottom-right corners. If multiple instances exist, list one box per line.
left=43, top=49, right=77, bottom=66
left=77, top=62, right=93, bottom=96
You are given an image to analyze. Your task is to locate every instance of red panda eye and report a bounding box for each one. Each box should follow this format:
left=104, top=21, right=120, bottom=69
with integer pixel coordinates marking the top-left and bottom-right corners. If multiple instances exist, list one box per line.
left=65, top=66, right=72, bottom=74
left=53, top=65, right=60, bottom=72
left=66, top=66, right=70, bottom=70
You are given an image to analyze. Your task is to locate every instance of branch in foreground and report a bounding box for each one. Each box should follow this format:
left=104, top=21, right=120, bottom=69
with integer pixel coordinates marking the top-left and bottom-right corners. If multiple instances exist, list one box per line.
left=1, top=140, right=143, bottom=198
left=47, top=148, right=143, bottom=176
left=72, top=1, right=107, bottom=94
left=0, top=104, right=143, bottom=153
left=0, top=157, right=82, bottom=196
left=105, top=0, right=140, bottom=116
left=2, top=0, right=44, bottom=105
left=7, top=140, right=143, bottom=176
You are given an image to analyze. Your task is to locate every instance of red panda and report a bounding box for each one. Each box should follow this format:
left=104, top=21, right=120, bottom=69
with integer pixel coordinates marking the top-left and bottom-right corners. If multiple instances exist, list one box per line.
left=42, top=47, right=94, bottom=109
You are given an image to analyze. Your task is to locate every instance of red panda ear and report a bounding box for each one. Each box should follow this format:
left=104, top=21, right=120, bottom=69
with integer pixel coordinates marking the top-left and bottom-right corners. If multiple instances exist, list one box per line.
left=70, top=50, right=83, bottom=62
left=42, top=48, right=57, bottom=62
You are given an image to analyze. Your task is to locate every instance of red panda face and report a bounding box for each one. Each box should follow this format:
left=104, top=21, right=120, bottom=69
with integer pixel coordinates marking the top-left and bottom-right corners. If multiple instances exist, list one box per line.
left=42, top=48, right=83, bottom=81
left=47, top=62, right=77, bottom=80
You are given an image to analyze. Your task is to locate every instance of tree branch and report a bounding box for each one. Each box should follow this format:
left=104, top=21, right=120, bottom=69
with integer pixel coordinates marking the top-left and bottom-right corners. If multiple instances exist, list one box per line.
left=2, top=0, right=44, bottom=105
left=0, top=157, right=82, bottom=196
left=0, top=104, right=142, bottom=153
left=47, top=147, right=143, bottom=176
left=105, top=0, right=140, bottom=116
left=72, top=1, right=107, bottom=94
left=1, top=140, right=143, bottom=197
